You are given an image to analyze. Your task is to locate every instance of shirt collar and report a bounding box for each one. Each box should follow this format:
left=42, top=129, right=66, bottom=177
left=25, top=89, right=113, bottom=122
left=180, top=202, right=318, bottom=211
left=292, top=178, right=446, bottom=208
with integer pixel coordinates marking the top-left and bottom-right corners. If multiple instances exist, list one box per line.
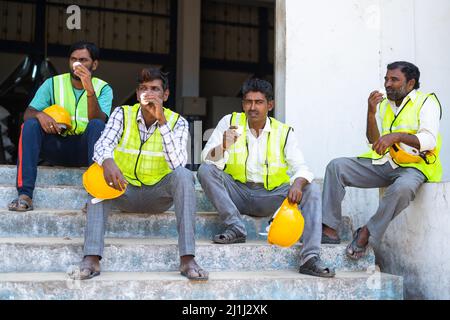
left=245, top=117, right=272, bottom=133
left=137, top=106, right=158, bottom=127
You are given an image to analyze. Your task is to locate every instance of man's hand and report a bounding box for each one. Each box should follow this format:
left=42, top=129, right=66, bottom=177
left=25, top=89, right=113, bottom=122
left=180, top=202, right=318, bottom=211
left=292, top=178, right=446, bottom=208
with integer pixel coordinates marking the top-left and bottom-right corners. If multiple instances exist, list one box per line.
left=141, top=93, right=166, bottom=125
left=36, top=112, right=61, bottom=135
left=372, top=133, right=399, bottom=155
left=288, top=178, right=308, bottom=204
left=368, top=90, right=384, bottom=114
left=222, top=126, right=240, bottom=150
left=102, top=159, right=128, bottom=191
left=73, top=63, right=95, bottom=95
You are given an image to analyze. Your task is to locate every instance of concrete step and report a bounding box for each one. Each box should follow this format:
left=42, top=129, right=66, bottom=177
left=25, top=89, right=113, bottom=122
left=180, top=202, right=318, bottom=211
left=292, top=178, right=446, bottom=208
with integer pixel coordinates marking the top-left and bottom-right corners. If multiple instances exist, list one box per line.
left=0, top=165, right=84, bottom=187
left=0, top=237, right=374, bottom=273
left=0, top=165, right=380, bottom=231
left=0, top=271, right=403, bottom=300
left=0, top=185, right=216, bottom=212
left=0, top=210, right=353, bottom=241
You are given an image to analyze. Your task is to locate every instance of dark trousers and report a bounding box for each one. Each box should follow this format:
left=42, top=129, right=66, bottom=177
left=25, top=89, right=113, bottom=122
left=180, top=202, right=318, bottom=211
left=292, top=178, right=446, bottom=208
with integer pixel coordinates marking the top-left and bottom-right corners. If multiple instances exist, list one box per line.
left=16, top=118, right=105, bottom=198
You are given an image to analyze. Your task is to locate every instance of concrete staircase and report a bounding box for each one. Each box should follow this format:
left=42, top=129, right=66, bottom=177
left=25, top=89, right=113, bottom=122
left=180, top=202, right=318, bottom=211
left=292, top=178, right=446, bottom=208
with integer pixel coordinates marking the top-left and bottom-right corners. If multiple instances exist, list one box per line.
left=0, top=165, right=403, bottom=300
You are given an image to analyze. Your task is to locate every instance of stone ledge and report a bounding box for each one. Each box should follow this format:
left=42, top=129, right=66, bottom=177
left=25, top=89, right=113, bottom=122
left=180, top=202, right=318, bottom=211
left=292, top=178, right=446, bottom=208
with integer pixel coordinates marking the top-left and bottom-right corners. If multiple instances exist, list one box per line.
left=0, top=271, right=403, bottom=300
left=0, top=237, right=374, bottom=273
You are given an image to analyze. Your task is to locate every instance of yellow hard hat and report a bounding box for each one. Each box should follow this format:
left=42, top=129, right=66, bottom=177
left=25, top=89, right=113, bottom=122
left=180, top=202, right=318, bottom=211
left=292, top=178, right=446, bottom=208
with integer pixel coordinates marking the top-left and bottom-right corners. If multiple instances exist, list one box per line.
left=389, top=143, right=421, bottom=164
left=267, top=198, right=305, bottom=248
left=43, top=105, right=72, bottom=130
left=82, top=163, right=126, bottom=200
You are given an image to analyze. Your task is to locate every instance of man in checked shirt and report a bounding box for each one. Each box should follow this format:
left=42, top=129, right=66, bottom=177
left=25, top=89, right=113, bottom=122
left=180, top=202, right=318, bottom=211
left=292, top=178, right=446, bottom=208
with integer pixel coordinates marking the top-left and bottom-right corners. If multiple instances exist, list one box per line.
left=75, top=67, right=208, bottom=281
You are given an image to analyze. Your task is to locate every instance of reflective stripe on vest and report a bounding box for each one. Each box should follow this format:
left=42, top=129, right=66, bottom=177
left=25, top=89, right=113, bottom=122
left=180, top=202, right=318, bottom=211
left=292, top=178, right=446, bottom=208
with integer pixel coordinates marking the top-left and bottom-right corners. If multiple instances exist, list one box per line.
left=113, top=104, right=180, bottom=187
left=53, top=73, right=108, bottom=135
left=358, top=91, right=443, bottom=182
left=224, top=112, right=291, bottom=190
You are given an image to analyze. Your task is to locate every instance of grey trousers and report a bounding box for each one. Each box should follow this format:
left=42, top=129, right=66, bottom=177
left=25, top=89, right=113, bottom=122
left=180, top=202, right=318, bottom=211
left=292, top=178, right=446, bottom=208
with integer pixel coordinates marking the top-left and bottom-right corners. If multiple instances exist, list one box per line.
left=197, top=163, right=322, bottom=265
left=83, top=167, right=197, bottom=258
left=322, top=157, right=426, bottom=247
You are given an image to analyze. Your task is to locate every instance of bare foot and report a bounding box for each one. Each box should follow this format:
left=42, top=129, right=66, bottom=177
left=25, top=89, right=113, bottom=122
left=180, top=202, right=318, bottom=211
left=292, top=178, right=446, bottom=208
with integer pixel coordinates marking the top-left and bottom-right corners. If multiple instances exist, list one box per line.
left=70, top=255, right=101, bottom=280
left=346, top=226, right=370, bottom=260
left=356, top=226, right=370, bottom=248
left=322, top=224, right=339, bottom=240
left=180, top=255, right=209, bottom=280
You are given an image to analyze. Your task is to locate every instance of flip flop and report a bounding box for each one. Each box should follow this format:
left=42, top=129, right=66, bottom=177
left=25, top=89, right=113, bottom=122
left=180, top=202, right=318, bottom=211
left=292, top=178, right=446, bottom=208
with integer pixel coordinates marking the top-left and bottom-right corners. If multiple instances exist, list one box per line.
left=180, top=267, right=209, bottom=281
left=8, top=197, right=33, bottom=212
left=346, top=227, right=368, bottom=260
left=74, top=259, right=101, bottom=280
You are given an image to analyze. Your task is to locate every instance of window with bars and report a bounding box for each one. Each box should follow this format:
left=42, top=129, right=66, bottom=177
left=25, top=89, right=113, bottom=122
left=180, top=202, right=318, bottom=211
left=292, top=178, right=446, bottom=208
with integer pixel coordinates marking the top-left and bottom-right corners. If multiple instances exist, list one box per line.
left=0, top=0, right=174, bottom=58
left=200, top=0, right=274, bottom=73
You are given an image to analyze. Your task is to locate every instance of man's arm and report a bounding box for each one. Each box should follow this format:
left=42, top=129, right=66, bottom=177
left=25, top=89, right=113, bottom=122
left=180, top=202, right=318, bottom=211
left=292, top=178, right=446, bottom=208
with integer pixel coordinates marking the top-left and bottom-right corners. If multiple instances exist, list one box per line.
left=366, top=91, right=383, bottom=143
left=372, top=132, right=420, bottom=155
left=201, top=115, right=235, bottom=169
left=284, top=130, right=315, bottom=204
left=415, top=94, right=441, bottom=152
left=73, top=64, right=107, bottom=121
left=24, top=79, right=60, bottom=134
left=160, top=117, right=189, bottom=170
left=93, top=107, right=124, bottom=165
left=93, top=106, right=127, bottom=191
left=23, top=107, right=60, bottom=135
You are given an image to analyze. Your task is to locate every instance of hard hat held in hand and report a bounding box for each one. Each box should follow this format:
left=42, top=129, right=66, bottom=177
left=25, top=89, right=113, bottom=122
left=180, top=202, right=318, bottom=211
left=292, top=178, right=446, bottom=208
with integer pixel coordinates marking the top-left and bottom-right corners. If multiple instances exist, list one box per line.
left=389, top=143, right=421, bottom=164
left=82, top=163, right=126, bottom=201
left=43, top=105, right=72, bottom=131
left=267, top=198, right=305, bottom=248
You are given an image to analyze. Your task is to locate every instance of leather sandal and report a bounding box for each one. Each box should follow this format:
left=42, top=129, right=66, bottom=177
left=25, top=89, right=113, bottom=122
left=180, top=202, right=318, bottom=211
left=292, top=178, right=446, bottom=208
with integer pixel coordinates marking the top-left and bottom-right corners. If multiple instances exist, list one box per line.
left=299, top=256, right=336, bottom=278
left=213, top=228, right=246, bottom=244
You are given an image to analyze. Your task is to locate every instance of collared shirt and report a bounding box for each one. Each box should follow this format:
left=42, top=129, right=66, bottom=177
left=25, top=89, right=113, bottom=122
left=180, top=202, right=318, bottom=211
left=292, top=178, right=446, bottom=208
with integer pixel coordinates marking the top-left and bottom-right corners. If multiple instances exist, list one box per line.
left=201, top=114, right=314, bottom=184
left=93, top=105, right=189, bottom=169
left=372, top=89, right=441, bottom=168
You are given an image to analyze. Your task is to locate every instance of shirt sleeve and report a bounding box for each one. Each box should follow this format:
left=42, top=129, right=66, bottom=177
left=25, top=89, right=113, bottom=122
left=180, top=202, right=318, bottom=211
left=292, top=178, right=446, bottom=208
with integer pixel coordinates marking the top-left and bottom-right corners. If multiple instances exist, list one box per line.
left=284, top=129, right=315, bottom=184
left=159, top=116, right=189, bottom=169
left=29, top=78, right=53, bottom=111
left=415, top=95, right=441, bottom=152
left=201, top=115, right=232, bottom=170
left=93, top=107, right=124, bottom=165
left=97, top=84, right=114, bottom=117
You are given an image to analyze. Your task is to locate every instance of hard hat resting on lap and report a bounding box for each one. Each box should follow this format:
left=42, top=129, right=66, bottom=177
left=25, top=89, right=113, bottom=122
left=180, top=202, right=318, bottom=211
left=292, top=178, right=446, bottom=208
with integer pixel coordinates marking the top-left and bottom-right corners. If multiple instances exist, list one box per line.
left=389, top=142, right=436, bottom=165
left=43, top=104, right=72, bottom=131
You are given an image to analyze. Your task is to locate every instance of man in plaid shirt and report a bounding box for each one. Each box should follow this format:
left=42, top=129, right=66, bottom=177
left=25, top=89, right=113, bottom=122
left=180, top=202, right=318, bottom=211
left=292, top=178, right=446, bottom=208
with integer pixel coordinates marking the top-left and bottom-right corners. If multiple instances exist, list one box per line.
left=74, top=67, right=208, bottom=281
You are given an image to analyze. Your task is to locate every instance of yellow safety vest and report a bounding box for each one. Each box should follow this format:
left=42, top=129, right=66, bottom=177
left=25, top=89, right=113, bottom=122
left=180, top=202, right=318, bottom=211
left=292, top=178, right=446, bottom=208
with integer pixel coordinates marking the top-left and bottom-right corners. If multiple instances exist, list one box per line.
left=224, top=112, right=292, bottom=190
left=53, top=73, right=109, bottom=135
left=114, top=103, right=180, bottom=186
left=358, top=91, right=442, bottom=182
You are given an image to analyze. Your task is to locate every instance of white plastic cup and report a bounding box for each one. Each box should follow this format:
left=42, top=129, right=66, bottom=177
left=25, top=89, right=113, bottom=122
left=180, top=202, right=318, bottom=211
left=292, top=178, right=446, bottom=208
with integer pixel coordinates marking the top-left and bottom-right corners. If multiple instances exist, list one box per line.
left=72, top=61, right=82, bottom=70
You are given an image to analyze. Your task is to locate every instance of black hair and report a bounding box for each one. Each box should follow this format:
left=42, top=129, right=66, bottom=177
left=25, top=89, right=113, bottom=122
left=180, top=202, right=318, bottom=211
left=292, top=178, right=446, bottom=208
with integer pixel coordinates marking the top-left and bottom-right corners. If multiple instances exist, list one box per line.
left=69, top=41, right=100, bottom=61
left=137, top=67, right=169, bottom=91
left=241, top=78, right=274, bottom=101
left=387, top=61, right=420, bottom=89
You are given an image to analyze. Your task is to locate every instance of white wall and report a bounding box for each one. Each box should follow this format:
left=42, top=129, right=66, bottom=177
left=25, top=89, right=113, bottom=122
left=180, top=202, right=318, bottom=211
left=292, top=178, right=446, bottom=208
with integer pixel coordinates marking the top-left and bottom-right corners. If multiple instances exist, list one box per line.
left=376, top=182, right=450, bottom=299
left=278, top=0, right=450, bottom=181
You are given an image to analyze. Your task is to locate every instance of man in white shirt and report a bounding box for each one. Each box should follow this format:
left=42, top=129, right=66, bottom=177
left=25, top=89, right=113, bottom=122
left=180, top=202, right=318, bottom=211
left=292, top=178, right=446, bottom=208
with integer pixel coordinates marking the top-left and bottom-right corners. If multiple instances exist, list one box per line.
left=322, top=61, right=442, bottom=260
left=198, top=78, right=335, bottom=278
